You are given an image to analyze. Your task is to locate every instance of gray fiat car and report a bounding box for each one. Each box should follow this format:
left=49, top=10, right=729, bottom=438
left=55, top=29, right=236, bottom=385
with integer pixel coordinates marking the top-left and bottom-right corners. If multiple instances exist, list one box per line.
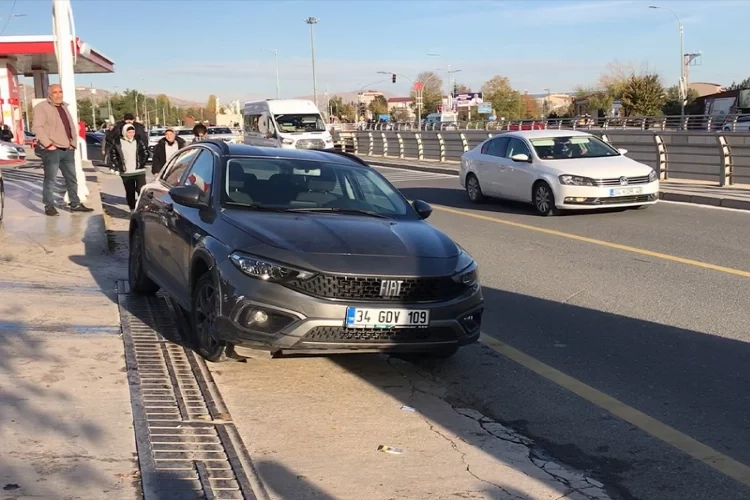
left=128, top=140, right=483, bottom=361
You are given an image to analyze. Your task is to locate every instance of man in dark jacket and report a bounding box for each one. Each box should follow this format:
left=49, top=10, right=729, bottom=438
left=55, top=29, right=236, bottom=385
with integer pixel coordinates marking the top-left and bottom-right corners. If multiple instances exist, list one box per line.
left=151, top=128, right=186, bottom=175
left=106, top=113, right=147, bottom=147
left=108, top=123, right=149, bottom=211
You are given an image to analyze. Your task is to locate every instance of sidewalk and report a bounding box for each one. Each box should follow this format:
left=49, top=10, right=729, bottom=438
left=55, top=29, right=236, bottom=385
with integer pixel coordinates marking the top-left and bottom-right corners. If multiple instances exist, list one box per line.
left=0, top=163, right=139, bottom=499
left=362, top=156, right=750, bottom=211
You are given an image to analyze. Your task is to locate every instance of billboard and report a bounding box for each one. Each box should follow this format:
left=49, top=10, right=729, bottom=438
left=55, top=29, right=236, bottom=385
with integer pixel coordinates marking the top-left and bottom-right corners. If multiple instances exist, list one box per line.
left=452, top=92, right=483, bottom=108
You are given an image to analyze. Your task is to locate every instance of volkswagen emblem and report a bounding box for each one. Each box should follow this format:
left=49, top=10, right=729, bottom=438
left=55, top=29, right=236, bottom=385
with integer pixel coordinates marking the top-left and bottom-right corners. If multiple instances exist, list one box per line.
left=619, top=177, right=629, bottom=186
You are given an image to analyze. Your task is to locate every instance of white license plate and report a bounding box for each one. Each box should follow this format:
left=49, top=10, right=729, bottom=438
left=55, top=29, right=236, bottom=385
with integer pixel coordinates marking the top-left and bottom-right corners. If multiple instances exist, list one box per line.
left=609, top=187, right=643, bottom=196
left=345, top=307, right=430, bottom=329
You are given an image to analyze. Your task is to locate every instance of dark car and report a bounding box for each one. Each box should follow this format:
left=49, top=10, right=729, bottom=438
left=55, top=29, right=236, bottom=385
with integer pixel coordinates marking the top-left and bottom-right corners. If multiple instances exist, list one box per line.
left=128, top=140, right=483, bottom=362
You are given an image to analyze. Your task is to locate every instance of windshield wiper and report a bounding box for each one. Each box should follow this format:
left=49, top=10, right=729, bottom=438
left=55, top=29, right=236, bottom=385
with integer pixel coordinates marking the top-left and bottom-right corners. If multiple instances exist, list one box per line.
left=224, top=202, right=293, bottom=213
left=285, top=207, right=392, bottom=218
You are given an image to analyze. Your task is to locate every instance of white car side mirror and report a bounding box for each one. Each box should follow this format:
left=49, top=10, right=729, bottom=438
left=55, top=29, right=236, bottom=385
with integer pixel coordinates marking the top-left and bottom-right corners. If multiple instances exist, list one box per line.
left=510, top=153, right=530, bottom=162
left=618, top=148, right=628, bottom=155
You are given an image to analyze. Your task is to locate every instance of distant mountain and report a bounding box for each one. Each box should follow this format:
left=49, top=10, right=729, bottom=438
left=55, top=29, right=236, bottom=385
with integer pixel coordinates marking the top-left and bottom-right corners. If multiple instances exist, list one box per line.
left=19, top=83, right=205, bottom=109
left=292, top=89, right=397, bottom=104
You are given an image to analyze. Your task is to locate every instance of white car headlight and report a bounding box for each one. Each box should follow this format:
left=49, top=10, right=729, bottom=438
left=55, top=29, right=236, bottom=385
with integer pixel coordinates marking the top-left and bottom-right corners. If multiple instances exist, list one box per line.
left=282, top=138, right=294, bottom=145
left=230, top=252, right=315, bottom=282
left=559, top=175, right=596, bottom=186
left=649, top=169, right=658, bottom=182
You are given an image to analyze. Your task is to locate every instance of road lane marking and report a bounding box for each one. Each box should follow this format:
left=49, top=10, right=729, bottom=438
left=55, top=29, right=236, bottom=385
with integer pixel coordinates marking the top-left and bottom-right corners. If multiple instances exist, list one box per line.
left=479, top=334, right=750, bottom=488
left=431, top=204, right=750, bottom=278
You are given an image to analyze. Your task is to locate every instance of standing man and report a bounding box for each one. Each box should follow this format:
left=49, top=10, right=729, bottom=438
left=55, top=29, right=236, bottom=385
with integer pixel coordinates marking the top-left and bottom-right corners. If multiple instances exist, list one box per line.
left=32, top=84, right=93, bottom=216
left=106, top=113, right=147, bottom=145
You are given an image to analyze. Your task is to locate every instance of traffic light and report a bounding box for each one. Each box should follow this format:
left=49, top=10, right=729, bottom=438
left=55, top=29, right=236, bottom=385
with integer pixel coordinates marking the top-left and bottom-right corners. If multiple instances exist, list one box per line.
left=392, top=73, right=396, bottom=83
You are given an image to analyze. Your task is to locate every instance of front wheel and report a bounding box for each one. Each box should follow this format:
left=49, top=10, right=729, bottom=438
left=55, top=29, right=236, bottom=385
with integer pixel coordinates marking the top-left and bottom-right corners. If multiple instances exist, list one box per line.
left=465, top=174, right=486, bottom=203
left=533, top=182, right=559, bottom=216
left=191, top=273, right=232, bottom=362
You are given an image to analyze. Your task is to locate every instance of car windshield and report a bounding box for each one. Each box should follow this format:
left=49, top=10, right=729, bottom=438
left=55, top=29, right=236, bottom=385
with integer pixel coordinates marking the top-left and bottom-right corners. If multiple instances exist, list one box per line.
left=273, top=114, right=326, bottom=133
left=529, top=135, right=620, bottom=160
left=149, top=130, right=165, bottom=137
left=208, top=127, right=232, bottom=134
left=177, top=129, right=193, bottom=137
left=223, top=157, right=416, bottom=219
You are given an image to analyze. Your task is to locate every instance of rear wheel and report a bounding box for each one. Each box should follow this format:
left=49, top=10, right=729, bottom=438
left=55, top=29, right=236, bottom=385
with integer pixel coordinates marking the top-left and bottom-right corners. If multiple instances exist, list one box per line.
left=191, top=273, right=232, bottom=363
left=465, top=174, right=486, bottom=203
left=129, top=227, right=159, bottom=294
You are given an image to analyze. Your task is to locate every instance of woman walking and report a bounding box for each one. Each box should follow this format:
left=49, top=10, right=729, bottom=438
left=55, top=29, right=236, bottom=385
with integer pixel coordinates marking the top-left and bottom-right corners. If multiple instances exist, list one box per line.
left=108, top=124, right=149, bottom=211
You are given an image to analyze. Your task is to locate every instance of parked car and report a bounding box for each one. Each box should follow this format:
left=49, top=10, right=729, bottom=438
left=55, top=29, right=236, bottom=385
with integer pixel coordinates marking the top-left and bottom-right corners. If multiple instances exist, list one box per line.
left=129, top=141, right=483, bottom=361
left=0, top=140, right=26, bottom=164
left=459, top=130, right=659, bottom=215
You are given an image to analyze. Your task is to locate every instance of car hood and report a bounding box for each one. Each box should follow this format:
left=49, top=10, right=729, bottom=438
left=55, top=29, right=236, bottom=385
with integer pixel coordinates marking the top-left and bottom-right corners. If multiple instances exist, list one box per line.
left=222, top=210, right=459, bottom=258
left=539, top=155, right=654, bottom=178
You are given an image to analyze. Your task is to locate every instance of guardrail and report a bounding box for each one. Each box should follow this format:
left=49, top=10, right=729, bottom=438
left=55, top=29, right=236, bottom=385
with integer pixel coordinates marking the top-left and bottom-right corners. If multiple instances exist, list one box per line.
left=353, top=114, right=750, bottom=133
left=338, top=130, right=750, bottom=186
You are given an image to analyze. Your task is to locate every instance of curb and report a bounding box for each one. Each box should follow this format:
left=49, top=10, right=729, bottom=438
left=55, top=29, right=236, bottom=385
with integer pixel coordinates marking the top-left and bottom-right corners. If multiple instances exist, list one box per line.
left=361, top=156, right=750, bottom=213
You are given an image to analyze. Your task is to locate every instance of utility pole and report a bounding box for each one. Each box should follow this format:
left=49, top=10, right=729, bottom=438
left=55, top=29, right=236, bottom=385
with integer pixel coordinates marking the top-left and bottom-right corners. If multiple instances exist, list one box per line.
left=305, top=17, right=319, bottom=107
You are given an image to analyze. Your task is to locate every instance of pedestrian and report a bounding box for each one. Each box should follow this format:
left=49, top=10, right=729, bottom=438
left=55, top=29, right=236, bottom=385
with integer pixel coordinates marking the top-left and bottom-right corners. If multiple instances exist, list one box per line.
left=1, top=124, right=13, bottom=143
left=192, top=123, right=208, bottom=143
left=150, top=127, right=186, bottom=176
left=31, top=83, right=93, bottom=216
left=101, top=123, right=115, bottom=172
left=106, top=113, right=148, bottom=149
left=108, top=123, right=149, bottom=211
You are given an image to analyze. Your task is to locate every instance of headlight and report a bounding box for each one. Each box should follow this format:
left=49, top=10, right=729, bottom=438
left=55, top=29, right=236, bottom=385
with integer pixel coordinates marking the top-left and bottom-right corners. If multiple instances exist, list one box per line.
left=649, top=169, right=658, bottom=182
left=282, top=138, right=294, bottom=145
left=230, top=252, right=315, bottom=282
left=559, top=175, right=596, bottom=186
left=452, top=250, right=479, bottom=286
left=325, top=137, right=333, bottom=143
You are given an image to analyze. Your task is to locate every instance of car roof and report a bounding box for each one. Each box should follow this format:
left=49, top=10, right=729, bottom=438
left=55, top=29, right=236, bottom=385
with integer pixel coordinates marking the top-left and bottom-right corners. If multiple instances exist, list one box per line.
left=198, top=141, right=369, bottom=168
left=502, top=129, right=593, bottom=139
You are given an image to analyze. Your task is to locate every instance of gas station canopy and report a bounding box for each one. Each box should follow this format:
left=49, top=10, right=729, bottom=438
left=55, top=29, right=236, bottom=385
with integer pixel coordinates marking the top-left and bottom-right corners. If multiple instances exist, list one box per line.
left=0, top=35, right=114, bottom=75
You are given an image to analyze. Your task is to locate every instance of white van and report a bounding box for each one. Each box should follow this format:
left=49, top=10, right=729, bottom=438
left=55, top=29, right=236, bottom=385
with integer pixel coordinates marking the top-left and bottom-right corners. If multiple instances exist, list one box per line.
left=243, top=99, right=334, bottom=150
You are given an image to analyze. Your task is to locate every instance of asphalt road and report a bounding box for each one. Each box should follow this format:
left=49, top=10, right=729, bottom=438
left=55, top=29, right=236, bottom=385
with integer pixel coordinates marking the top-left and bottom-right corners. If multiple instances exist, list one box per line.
left=371, top=165, right=750, bottom=500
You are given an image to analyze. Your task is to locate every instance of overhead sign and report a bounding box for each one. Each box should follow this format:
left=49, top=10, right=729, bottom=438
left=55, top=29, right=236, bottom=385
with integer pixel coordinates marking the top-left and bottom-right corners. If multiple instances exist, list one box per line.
left=477, top=103, right=492, bottom=114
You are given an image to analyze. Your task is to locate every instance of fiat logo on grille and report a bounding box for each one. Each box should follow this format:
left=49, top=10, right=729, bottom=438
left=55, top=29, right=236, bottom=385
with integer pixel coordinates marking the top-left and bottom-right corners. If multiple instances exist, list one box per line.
left=619, top=176, right=629, bottom=185
left=379, top=280, right=404, bottom=297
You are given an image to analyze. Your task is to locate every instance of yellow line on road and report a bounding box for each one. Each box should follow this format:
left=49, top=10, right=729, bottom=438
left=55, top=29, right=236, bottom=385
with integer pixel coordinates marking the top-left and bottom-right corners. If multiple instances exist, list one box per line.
left=432, top=204, right=750, bottom=278
left=480, top=334, right=750, bottom=487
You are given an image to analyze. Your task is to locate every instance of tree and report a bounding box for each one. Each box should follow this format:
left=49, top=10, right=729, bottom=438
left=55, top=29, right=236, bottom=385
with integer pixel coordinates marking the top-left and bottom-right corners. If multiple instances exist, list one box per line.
left=391, top=108, right=411, bottom=122
left=76, top=99, right=94, bottom=127
left=480, top=75, right=521, bottom=120
left=727, top=78, right=750, bottom=90
left=574, top=86, right=614, bottom=115
left=598, top=60, right=640, bottom=100
left=453, top=83, right=471, bottom=93
left=409, top=71, right=443, bottom=115
left=520, top=93, right=540, bottom=119
left=368, top=95, right=388, bottom=116
left=206, top=95, right=218, bottom=123
left=621, top=74, right=666, bottom=116
left=662, top=85, right=700, bottom=115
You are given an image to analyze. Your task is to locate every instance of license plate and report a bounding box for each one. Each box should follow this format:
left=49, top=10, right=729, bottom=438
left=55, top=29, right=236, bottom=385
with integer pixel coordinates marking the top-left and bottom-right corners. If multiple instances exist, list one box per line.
left=345, top=307, right=429, bottom=329
left=609, top=187, right=643, bottom=196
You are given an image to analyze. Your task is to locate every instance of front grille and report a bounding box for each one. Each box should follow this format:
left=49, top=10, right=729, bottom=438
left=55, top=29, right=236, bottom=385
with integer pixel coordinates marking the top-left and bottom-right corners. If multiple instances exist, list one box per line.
left=284, top=275, right=468, bottom=303
left=596, top=175, right=651, bottom=186
left=597, top=194, right=654, bottom=204
left=295, top=139, right=326, bottom=150
left=305, top=326, right=454, bottom=343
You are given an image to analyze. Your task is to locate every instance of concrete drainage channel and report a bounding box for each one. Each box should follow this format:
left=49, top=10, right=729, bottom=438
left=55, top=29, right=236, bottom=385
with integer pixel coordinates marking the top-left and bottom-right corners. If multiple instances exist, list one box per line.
left=116, top=280, right=269, bottom=500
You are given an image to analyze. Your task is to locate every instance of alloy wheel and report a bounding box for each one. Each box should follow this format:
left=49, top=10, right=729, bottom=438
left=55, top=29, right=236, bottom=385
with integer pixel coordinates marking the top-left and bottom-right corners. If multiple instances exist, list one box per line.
left=535, top=184, right=552, bottom=214
left=195, top=281, right=220, bottom=351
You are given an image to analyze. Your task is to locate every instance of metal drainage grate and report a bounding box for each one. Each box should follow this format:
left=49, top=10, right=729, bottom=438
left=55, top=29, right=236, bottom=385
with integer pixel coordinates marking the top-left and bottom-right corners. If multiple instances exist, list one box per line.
left=117, top=281, right=268, bottom=500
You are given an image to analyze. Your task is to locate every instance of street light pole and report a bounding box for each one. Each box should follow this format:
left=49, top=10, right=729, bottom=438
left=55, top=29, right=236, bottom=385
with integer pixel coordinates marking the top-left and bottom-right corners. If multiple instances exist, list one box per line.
left=305, top=17, right=319, bottom=107
left=649, top=5, right=685, bottom=119
left=427, top=53, right=452, bottom=110
left=262, top=49, right=280, bottom=98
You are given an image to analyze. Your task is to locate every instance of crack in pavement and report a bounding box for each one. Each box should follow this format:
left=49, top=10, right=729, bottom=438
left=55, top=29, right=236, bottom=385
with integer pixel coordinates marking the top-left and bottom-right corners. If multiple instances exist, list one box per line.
left=386, top=356, right=611, bottom=500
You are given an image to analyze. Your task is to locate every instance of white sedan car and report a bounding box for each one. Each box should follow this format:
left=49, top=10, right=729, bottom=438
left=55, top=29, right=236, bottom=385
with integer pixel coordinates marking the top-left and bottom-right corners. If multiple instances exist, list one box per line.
left=459, top=130, right=659, bottom=216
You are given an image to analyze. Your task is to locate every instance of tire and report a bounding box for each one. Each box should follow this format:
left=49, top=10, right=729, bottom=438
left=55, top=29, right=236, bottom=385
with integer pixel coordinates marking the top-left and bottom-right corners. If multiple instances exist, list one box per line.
left=190, top=272, right=231, bottom=363
left=129, top=227, right=159, bottom=294
left=465, top=174, right=486, bottom=203
left=533, top=182, right=559, bottom=216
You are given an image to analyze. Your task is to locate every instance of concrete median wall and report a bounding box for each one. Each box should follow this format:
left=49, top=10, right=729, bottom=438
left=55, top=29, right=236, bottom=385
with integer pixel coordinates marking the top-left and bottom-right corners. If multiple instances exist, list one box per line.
left=342, top=130, right=749, bottom=186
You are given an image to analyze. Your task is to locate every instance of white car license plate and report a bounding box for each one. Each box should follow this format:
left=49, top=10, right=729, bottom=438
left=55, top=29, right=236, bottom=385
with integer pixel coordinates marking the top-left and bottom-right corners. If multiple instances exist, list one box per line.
left=345, top=307, right=429, bottom=329
left=609, top=187, right=643, bottom=196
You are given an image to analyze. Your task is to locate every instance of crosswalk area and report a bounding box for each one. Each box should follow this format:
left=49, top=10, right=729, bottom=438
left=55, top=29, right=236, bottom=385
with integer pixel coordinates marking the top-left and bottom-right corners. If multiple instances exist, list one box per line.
left=371, top=165, right=457, bottom=184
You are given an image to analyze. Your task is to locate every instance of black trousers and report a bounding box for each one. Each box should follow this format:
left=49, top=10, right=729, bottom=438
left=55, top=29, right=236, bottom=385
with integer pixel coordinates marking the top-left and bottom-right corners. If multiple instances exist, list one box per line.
left=121, top=173, right=146, bottom=210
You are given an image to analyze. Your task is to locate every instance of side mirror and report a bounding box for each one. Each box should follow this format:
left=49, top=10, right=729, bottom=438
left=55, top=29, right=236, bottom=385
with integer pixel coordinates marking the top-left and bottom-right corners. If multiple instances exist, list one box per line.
left=169, top=184, right=206, bottom=209
left=412, top=199, right=433, bottom=220
left=510, top=153, right=531, bottom=163
left=618, top=148, right=628, bottom=155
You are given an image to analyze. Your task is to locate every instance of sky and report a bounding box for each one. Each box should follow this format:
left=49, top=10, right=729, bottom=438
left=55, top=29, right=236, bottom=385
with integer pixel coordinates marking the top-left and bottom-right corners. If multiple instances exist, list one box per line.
left=2, top=0, right=749, bottom=104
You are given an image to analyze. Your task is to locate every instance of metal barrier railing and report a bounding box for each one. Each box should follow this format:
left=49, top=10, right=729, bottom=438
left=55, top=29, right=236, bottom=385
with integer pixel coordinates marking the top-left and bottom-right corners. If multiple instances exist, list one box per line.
left=350, top=114, right=750, bottom=133
left=334, top=129, right=750, bottom=187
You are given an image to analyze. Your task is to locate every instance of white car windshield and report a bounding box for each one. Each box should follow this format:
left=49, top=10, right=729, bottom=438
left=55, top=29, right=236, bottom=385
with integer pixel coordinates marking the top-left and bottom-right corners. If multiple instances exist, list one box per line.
left=208, top=127, right=232, bottom=134
left=223, top=157, right=415, bottom=219
left=530, top=136, right=620, bottom=160
left=273, top=114, right=326, bottom=133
